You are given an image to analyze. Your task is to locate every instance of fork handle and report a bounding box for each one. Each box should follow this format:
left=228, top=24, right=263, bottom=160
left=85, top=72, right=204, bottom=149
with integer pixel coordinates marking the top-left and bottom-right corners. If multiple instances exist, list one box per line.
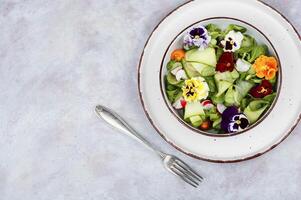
left=95, top=105, right=165, bottom=158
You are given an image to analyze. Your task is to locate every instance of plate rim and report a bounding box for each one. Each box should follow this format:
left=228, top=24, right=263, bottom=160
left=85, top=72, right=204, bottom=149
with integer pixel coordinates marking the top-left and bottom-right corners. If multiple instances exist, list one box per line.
left=137, top=0, right=301, bottom=163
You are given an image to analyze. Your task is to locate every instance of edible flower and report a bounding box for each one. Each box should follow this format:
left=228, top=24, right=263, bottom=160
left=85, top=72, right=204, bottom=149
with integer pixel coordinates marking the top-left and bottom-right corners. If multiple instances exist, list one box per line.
left=216, top=52, right=235, bottom=72
left=183, top=26, right=211, bottom=50
left=235, top=58, right=251, bottom=72
left=221, top=106, right=238, bottom=132
left=221, top=106, right=249, bottom=133
left=221, top=30, right=244, bottom=52
left=171, top=49, right=186, bottom=61
left=252, top=55, right=278, bottom=80
left=249, top=80, right=273, bottom=98
left=182, top=77, right=209, bottom=102
left=228, top=114, right=249, bottom=132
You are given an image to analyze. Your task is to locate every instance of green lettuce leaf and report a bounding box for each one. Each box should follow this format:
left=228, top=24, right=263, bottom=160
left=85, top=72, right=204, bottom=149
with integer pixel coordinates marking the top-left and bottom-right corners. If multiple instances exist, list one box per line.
left=204, top=76, right=216, bottom=93
left=211, top=93, right=225, bottom=104
left=216, top=48, right=223, bottom=61
left=245, top=45, right=268, bottom=63
left=262, top=93, right=276, bottom=103
left=241, top=34, right=255, bottom=48
left=205, top=24, right=222, bottom=39
left=212, top=118, right=222, bottom=129
left=241, top=97, right=252, bottom=110
left=166, top=88, right=181, bottom=103
left=224, top=24, right=247, bottom=34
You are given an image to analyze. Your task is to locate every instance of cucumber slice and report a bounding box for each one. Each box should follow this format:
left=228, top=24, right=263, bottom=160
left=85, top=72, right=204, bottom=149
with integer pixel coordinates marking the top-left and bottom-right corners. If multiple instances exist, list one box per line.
left=215, top=71, right=236, bottom=83
left=166, top=84, right=177, bottom=91
left=182, top=61, right=200, bottom=78
left=230, top=69, right=239, bottom=79
left=166, top=72, right=181, bottom=85
left=188, top=62, right=215, bottom=77
left=185, top=48, right=217, bottom=67
left=212, top=118, right=222, bottom=129
left=167, top=61, right=182, bottom=71
left=224, top=87, right=245, bottom=106
left=214, top=71, right=237, bottom=97
left=201, top=66, right=216, bottom=76
left=224, top=80, right=254, bottom=106
left=263, top=93, right=276, bottom=103
left=235, top=80, right=254, bottom=97
left=211, top=93, right=225, bottom=104
left=215, top=80, right=232, bottom=97
left=174, top=91, right=183, bottom=103
left=167, top=60, right=175, bottom=70
left=184, top=101, right=205, bottom=119
left=189, top=62, right=206, bottom=73
left=166, top=89, right=180, bottom=103
left=244, top=104, right=268, bottom=124
left=209, top=113, right=220, bottom=121
left=189, top=115, right=203, bottom=127
left=248, top=100, right=269, bottom=111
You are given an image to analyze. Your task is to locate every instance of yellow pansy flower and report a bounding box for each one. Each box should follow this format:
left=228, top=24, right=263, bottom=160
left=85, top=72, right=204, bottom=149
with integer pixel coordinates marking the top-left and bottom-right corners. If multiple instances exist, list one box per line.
left=182, top=77, right=209, bottom=102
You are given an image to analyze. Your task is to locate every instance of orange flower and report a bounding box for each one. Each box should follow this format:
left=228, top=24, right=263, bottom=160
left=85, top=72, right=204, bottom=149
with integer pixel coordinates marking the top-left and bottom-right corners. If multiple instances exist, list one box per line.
left=171, top=49, right=185, bottom=61
left=252, top=55, right=278, bottom=80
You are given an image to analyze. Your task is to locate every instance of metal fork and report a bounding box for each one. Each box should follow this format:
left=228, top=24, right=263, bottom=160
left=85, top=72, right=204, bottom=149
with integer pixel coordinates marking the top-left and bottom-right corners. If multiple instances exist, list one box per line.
left=95, top=105, right=203, bottom=187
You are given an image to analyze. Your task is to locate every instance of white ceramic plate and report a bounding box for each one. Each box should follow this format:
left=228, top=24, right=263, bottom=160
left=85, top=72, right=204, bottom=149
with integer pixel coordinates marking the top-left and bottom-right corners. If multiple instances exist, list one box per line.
left=138, top=0, right=301, bottom=162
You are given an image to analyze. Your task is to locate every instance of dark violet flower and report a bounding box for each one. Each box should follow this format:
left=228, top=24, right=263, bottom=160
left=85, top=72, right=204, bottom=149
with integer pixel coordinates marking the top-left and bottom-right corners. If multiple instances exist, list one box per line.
left=221, top=106, right=238, bottom=132
left=216, top=52, right=235, bottom=72
left=221, top=106, right=249, bottom=133
left=221, top=107, right=250, bottom=133
left=249, top=80, right=273, bottom=98
left=222, top=106, right=238, bottom=121
left=183, top=26, right=211, bottom=50
left=228, top=114, right=249, bottom=132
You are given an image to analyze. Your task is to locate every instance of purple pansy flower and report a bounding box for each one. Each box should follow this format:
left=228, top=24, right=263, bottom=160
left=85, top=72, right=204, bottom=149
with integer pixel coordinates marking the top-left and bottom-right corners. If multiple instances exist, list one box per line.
left=183, top=26, right=211, bottom=50
left=228, top=114, right=249, bottom=132
left=221, top=106, right=249, bottom=133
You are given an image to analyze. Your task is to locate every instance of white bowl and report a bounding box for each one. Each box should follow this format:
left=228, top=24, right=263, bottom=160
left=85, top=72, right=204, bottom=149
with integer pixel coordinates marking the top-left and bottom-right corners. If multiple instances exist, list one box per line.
left=160, top=17, right=281, bottom=137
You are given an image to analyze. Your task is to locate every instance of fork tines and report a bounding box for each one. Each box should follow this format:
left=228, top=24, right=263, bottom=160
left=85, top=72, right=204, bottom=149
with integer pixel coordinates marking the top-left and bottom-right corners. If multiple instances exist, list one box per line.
left=170, top=158, right=204, bottom=188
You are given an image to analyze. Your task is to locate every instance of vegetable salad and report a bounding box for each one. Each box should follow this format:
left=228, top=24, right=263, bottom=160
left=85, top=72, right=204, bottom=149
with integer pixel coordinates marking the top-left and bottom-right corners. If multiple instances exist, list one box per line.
left=164, top=24, right=278, bottom=134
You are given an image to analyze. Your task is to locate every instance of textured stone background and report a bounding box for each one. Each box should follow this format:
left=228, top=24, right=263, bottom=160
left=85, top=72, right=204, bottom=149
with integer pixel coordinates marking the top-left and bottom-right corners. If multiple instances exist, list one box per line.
left=0, top=0, right=300, bottom=199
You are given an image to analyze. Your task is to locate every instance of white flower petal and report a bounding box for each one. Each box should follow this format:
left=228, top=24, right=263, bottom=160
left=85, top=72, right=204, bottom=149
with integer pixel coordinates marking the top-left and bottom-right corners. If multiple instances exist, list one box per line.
left=222, top=30, right=244, bottom=52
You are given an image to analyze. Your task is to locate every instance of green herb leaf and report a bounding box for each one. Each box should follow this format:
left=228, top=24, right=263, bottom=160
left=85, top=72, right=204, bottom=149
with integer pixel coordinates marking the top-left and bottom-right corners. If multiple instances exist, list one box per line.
left=262, top=93, right=276, bottom=103
left=167, top=60, right=176, bottom=70
left=245, top=45, right=268, bottom=63
left=224, top=24, right=247, bottom=34
left=204, top=76, right=216, bottom=93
